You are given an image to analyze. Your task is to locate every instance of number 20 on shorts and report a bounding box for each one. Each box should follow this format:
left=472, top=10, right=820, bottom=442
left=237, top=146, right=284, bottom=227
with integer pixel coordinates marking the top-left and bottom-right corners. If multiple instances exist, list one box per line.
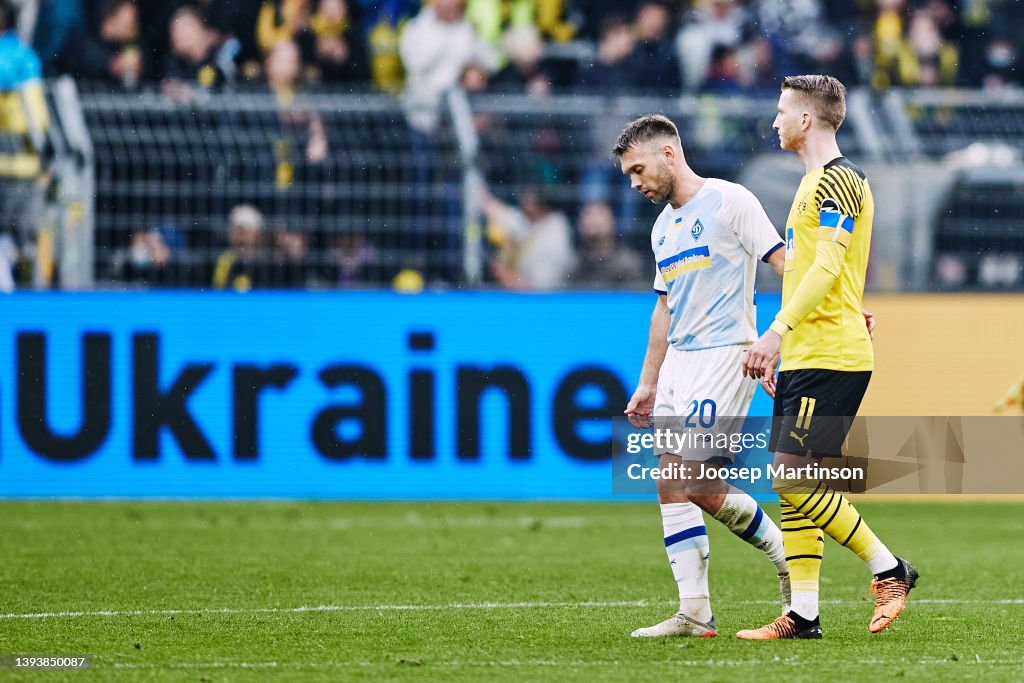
left=685, top=399, right=717, bottom=428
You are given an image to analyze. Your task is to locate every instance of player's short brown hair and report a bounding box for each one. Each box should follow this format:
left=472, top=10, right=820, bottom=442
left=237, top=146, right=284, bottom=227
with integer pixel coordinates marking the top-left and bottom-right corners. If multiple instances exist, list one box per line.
left=782, top=75, right=847, bottom=131
left=611, top=114, right=680, bottom=158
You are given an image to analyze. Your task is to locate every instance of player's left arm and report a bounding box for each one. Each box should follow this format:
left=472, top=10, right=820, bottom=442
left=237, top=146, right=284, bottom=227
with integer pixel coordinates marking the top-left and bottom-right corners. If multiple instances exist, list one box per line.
left=745, top=241, right=872, bottom=378
left=771, top=237, right=847, bottom=334
left=743, top=171, right=861, bottom=379
left=744, top=241, right=847, bottom=378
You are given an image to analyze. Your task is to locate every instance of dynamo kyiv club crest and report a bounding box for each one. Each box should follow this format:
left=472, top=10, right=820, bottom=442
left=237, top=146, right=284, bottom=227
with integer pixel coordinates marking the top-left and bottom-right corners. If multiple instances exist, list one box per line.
left=691, top=219, right=705, bottom=241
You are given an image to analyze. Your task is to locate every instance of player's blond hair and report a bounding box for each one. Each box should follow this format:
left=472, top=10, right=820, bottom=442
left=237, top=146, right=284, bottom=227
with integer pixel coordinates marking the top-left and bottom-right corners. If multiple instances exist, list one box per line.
left=782, top=75, right=846, bottom=131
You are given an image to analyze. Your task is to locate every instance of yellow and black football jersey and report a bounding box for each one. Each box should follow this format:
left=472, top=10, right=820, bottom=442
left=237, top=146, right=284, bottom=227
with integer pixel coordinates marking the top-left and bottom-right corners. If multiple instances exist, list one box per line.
left=780, top=157, right=874, bottom=372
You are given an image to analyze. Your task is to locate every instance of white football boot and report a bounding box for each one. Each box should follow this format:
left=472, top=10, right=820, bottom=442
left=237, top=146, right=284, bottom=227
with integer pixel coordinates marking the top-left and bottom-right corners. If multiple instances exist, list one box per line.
left=630, top=613, right=716, bottom=638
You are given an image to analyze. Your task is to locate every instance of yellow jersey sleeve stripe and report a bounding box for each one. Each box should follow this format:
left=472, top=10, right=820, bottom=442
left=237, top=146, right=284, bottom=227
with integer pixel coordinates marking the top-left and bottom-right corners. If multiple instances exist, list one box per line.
left=829, top=169, right=860, bottom=206
left=834, top=164, right=864, bottom=190
left=830, top=166, right=862, bottom=199
left=820, top=171, right=859, bottom=217
left=831, top=167, right=865, bottom=215
left=815, top=175, right=853, bottom=214
left=834, top=166, right=865, bottom=202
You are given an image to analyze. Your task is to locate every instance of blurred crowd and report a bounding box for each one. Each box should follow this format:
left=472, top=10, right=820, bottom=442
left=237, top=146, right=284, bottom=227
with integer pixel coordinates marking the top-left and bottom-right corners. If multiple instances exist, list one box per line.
left=3, top=0, right=1023, bottom=95
left=5, top=0, right=1024, bottom=292
left=117, top=203, right=392, bottom=290
left=112, top=196, right=648, bottom=291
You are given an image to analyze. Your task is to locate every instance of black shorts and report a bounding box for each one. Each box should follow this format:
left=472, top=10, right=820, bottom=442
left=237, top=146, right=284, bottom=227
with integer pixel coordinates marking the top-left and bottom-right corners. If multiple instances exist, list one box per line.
left=769, top=369, right=871, bottom=458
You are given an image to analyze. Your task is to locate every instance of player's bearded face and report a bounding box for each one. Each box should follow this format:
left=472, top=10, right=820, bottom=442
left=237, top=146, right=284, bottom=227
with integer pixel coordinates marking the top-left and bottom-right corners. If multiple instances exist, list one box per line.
left=620, top=144, right=675, bottom=203
left=640, top=160, right=674, bottom=203
left=645, top=158, right=674, bottom=203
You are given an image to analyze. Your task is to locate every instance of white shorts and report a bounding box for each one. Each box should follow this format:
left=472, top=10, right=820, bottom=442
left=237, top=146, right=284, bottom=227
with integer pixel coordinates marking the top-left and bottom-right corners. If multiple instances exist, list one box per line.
left=653, top=344, right=756, bottom=461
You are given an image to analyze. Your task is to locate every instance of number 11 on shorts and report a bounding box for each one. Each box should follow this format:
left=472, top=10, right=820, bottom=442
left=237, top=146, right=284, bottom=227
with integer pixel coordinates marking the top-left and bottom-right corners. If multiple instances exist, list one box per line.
left=796, top=396, right=816, bottom=430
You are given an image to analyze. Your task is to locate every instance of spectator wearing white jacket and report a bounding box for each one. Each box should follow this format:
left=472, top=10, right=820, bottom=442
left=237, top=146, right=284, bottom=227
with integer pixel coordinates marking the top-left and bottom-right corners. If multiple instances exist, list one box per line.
left=399, top=0, right=497, bottom=135
left=483, top=187, right=576, bottom=291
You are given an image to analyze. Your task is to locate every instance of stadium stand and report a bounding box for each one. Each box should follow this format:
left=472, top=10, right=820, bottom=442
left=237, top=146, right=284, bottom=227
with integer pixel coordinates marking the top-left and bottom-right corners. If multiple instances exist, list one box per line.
left=0, top=0, right=1021, bottom=291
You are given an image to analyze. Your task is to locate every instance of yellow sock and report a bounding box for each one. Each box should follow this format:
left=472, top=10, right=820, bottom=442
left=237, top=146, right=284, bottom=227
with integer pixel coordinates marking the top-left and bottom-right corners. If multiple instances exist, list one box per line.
left=779, top=480, right=888, bottom=566
left=780, top=498, right=823, bottom=617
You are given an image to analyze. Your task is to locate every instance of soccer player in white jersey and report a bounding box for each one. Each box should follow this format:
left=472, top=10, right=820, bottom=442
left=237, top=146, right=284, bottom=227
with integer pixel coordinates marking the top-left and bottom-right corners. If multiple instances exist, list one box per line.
left=614, top=114, right=790, bottom=638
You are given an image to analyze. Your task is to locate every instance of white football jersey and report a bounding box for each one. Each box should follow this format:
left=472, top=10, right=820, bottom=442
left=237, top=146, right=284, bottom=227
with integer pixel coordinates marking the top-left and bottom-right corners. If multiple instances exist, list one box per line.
left=651, top=178, right=783, bottom=351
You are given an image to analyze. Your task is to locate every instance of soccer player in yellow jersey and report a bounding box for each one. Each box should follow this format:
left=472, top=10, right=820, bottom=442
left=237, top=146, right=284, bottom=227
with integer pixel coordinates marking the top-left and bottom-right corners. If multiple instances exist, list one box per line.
left=737, top=75, right=918, bottom=640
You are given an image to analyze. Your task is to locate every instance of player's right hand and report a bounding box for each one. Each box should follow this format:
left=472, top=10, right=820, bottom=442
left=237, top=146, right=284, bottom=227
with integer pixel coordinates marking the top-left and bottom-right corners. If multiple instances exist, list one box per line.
left=756, top=357, right=779, bottom=399
left=625, top=385, right=656, bottom=428
left=759, top=363, right=778, bottom=399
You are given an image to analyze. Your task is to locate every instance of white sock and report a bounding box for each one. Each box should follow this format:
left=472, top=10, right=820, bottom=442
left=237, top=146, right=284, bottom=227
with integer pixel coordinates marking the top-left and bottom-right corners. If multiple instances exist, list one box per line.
left=867, top=545, right=899, bottom=575
left=713, top=488, right=788, bottom=575
left=660, top=502, right=711, bottom=623
left=790, top=591, right=819, bottom=621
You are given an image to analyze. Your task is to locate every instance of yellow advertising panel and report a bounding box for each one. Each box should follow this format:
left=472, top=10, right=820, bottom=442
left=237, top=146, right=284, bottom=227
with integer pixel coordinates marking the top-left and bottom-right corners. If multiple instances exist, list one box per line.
left=860, top=294, right=1024, bottom=416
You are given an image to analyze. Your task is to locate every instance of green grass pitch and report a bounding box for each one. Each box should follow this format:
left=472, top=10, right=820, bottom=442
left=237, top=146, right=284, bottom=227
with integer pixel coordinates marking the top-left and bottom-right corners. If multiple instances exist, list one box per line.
left=1, top=500, right=1022, bottom=681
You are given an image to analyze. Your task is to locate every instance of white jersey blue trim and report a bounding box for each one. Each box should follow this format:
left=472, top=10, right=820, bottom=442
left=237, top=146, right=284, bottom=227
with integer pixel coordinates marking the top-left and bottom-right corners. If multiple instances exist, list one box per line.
left=651, top=179, right=783, bottom=351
